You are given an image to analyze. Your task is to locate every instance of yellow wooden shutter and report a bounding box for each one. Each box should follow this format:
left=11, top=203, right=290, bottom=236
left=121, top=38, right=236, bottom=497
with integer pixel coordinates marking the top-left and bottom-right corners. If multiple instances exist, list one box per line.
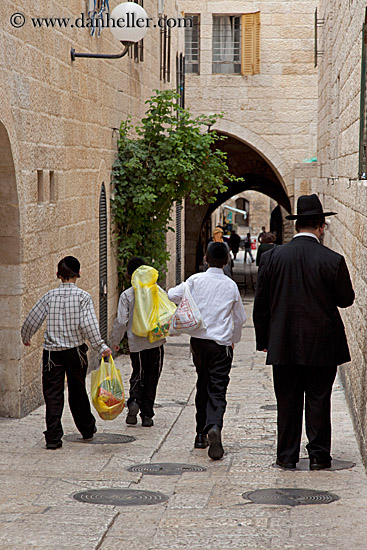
left=254, top=11, right=261, bottom=73
left=241, top=12, right=260, bottom=75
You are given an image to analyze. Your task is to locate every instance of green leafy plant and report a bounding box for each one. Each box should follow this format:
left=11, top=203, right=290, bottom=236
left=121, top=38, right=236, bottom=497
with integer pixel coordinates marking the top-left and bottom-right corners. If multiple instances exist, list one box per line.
left=111, top=89, right=239, bottom=288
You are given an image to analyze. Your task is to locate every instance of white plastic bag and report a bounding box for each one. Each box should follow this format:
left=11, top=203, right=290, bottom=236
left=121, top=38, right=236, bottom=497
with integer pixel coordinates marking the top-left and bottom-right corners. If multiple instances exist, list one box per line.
left=169, top=282, right=205, bottom=335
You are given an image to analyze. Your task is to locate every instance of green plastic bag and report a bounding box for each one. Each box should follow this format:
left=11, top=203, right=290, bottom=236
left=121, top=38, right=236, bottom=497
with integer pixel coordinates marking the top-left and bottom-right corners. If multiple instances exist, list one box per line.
left=91, top=356, right=125, bottom=420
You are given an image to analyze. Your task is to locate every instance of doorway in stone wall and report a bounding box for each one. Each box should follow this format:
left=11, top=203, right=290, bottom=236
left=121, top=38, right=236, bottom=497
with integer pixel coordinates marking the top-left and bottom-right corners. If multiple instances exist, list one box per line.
left=0, top=121, right=21, bottom=417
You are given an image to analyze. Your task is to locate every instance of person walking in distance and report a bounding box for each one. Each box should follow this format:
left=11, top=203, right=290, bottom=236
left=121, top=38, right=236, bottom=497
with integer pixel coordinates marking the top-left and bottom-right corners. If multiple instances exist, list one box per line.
left=229, top=230, right=241, bottom=260
left=21, top=256, right=111, bottom=449
left=244, top=233, right=255, bottom=263
left=253, top=195, right=354, bottom=470
left=258, top=226, right=266, bottom=244
left=168, top=242, right=246, bottom=460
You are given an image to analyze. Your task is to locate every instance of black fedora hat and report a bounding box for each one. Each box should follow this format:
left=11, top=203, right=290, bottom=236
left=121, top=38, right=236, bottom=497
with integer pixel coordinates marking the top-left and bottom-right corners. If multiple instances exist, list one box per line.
left=285, top=194, right=337, bottom=220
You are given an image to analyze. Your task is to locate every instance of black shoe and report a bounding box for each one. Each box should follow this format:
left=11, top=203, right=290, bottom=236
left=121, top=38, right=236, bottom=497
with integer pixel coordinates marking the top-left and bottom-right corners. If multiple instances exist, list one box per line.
left=309, top=457, right=331, bottom=470
left=207, top=425, right=224, bottom=460
left=276, top=458, right=296, bottom=469
left=126, top=399, right=139, bottom=425
left=46, top=441, right=62, bottom=450
left=83, top=425, right=97, bottom=440
left=194, top=433, right=209, bottom=449
left=141, top=416, right=154, bottom=427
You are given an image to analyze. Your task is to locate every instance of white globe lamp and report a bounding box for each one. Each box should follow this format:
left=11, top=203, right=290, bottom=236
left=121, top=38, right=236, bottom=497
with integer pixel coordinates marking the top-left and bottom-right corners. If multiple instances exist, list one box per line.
left=110, top=2, right=149, bottom=44
left=71, top=1, right=149, bottom=60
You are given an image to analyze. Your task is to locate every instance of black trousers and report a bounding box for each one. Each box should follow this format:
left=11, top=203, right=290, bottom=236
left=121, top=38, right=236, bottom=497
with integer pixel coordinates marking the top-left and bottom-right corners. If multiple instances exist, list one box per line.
left=244, top=248, right=254, bottom=262
left=191, top=337, right=233, bottom=434
left=42, top=344, right=96, bottom=444
left=129, top=345, right=164, bottom=418
left=272, top=364, right=337, bottom=464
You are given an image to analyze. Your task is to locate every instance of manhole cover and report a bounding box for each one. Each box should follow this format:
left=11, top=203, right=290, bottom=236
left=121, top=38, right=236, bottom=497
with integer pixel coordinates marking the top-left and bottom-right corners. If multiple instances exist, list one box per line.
left=73, top=488, right=168, bottom=506
left=261, top=404, right=277, bottom=411
left=64, top=433, right=136, bottom=444
left=127, top=463, right=207, bottom=475
left=242, top=488, right=339, bottom=506
left=273, top=458, right=356, bottom=471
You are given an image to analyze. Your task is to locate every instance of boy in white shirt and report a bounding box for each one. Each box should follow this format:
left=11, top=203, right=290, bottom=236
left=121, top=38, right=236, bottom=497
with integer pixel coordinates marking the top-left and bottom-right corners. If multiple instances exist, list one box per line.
left=168, top=242, right=246, bottom=460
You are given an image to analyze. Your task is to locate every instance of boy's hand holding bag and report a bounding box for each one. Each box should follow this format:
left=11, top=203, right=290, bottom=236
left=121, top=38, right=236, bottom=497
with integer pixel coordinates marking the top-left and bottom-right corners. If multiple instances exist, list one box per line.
left=169, top=282, right=205, bottom=335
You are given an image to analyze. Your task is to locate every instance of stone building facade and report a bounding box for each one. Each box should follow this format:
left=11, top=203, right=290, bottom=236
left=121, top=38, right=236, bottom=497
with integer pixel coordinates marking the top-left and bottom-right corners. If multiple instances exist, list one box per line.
left=315, top=0, right=367, bottom=466
left=179, top=0, right=319, bottom=276
left=0, top=0, right=183, bottom=417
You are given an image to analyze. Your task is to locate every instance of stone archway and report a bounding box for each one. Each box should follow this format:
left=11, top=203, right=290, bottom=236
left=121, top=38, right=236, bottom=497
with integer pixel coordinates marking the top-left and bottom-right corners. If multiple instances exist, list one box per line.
left=184, top=130, right=292, bottom=277
left=0, top=121, right=21, bottom=417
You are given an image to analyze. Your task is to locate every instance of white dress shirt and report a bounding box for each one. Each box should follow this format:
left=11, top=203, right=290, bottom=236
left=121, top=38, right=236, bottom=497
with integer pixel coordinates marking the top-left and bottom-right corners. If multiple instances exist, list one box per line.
left=168, top=268, right=246, bottom=346
left=293, top=232, right=320, bottom=243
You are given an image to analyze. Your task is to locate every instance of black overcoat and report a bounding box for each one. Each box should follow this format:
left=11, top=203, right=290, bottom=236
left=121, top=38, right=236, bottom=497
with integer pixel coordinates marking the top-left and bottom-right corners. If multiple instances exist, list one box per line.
left=253, top=235, right=355, bottom=366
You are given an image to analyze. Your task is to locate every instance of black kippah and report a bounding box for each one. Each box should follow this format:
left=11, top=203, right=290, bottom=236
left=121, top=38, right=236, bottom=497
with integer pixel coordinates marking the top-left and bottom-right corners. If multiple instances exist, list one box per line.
left=207, top=242, right=228, bottom=260
left=63, top=256, right=80, bottom=274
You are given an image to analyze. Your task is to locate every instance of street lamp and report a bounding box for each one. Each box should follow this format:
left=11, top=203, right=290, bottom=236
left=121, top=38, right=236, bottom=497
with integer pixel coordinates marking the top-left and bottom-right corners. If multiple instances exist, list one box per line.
left=71, top=2, right=149, bottom=61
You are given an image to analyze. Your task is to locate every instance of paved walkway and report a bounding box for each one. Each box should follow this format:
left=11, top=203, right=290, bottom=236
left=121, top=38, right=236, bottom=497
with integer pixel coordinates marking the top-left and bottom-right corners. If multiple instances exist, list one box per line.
left=1, top=285, right=367, bottom=548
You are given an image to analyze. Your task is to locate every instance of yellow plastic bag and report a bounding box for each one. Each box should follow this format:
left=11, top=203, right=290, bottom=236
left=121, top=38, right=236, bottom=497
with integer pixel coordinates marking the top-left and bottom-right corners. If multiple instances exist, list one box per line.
left=91, top=356, right=125, bottom=420
left=131, top=265, right=176, bottom=342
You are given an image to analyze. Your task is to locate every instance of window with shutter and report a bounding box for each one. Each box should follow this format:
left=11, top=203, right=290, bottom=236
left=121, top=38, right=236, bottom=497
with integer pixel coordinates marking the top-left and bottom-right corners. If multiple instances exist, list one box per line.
left=241, top=12, right=260, bottom=75
left=185, top=15, right=200, bottom=74
left=212, top=12, right=260, bottom=75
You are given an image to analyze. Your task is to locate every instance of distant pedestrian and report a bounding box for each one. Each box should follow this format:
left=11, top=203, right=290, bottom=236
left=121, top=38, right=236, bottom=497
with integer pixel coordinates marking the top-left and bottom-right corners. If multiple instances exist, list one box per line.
left=21, top=256, right=111, bottom=450
left=253, top=195, right=355, bottom=470
left=168, top=242, right=246, bottom=460
left=111, top=257, right=165, bottom=427
left=258, top=226, right=266, bottom=244
left=229, top=230, right=241, bottom=260
left=256, top=232, right=276, bottom=266
left=244, top=233, right=255, bottom=263
left=205, top=227, right=233, bottom=277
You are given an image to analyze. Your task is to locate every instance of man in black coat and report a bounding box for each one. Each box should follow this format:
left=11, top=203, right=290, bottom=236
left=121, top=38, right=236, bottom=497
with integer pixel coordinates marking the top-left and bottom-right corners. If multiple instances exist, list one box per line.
left=253, top=194, right=354, bottom=470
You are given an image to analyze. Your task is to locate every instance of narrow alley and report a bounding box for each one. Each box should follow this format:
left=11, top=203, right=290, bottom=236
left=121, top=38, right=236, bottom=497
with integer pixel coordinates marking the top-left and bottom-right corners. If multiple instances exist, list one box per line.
left=0, top=260, right=366, bottom=549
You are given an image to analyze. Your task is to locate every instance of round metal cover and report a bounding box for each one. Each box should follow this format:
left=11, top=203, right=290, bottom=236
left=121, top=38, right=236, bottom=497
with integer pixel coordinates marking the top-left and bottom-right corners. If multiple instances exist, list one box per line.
left=64, top=433, right=136, bottom=444
left=297, top=458, right=355, bottom=471
left=127, top=462, right=207, bottom=475
left=273, top=458, right=355, bottom=471
left=261, top=404, right=277, bottom=411
left=73, top=488, right=168, bottom=506
left=242, top=488, right=339, bottom=506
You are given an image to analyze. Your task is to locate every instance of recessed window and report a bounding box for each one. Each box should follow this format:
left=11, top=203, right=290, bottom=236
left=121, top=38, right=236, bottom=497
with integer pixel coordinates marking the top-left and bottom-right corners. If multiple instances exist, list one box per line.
left=212, top=13, right=260, bottom=75
left=185, top=15, right=200, bottom=74
left=37, top=170, right=44, bottom=203
left=49, top=171, right=56, bottom=203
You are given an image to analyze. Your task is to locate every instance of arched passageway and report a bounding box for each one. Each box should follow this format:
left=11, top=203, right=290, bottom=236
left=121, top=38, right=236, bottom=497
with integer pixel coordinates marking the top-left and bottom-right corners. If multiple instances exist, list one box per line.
left=0, top=122, right=21, bottom=416
left=184, top=133, right=291, bottom=277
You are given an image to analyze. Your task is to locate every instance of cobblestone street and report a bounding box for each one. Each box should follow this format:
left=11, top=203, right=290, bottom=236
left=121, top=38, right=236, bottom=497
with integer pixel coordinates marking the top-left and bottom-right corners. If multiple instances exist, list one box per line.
left=1, top=263, right=366, bottom=549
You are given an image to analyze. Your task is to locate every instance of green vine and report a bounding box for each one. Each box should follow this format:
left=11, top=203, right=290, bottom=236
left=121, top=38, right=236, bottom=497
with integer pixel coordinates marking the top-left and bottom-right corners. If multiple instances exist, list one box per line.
left=111, top=89, right=239, bottom=289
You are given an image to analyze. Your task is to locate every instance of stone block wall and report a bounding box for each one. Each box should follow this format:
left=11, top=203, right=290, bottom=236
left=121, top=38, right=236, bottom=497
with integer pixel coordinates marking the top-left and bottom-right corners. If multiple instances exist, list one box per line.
left=0, top=0, right=182, bottom=416
left=317, top=0, right=367, bottom=466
